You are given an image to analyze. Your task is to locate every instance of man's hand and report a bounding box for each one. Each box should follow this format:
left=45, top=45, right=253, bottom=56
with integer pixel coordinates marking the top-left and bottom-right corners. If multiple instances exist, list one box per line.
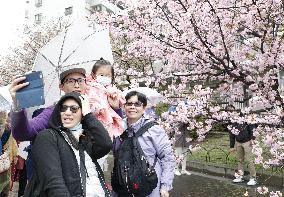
left=9, top=76, right=29, bottom=107
left=160, top=189, right=169, bottom=197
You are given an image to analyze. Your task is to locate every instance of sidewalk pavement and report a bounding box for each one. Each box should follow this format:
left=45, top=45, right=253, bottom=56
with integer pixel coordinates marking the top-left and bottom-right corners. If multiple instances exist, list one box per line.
left=10, top=155, right=283, bottom=197
left=10, top=170, right=283, bottom=197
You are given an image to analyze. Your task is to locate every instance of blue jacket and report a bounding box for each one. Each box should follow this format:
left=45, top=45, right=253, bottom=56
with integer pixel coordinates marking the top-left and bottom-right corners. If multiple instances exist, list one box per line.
left=0, top=128, right=11, bottom=154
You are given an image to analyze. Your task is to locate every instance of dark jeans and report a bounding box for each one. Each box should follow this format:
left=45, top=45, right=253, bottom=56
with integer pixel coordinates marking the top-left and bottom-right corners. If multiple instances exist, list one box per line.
left=17, top=164, right=27, bottom=197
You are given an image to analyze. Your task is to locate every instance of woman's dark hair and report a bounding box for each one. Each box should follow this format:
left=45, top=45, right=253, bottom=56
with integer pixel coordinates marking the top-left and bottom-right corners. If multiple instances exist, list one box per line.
left=125, top=91, right=147, bottom=107
left=92, top=57, right=114, bottom=83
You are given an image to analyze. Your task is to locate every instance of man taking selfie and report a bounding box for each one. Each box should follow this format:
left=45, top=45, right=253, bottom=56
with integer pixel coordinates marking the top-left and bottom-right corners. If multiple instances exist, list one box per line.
left=9, top=68, right=87, bottom=141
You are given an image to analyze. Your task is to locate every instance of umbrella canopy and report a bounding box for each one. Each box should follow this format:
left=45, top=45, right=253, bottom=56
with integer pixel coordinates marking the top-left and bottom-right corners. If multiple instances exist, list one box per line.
left=0, top=85, right=12, bottom=111
left=33, top=17, right=114, bottom=107
left=123, top=87, right=163, bottom=106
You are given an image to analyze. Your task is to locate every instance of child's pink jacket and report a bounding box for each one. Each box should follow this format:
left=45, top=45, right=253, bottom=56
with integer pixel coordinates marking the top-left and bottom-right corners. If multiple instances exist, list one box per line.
left=86, top=76, right=125, bottom=138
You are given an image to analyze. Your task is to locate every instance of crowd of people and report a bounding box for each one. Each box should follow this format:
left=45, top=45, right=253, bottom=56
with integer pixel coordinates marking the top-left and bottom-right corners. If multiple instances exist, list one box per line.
left=0, top=57, right=256, bottom=196
left=0, top=58, right=187, bottom=197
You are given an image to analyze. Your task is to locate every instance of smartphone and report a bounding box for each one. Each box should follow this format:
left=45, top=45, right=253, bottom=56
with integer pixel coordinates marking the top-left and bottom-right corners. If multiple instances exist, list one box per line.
left=16, top=71, right=45, bottom=109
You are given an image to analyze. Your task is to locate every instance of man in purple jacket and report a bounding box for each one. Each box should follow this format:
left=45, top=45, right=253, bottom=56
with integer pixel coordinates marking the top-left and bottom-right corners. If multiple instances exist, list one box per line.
left=9, top=68, right=88, bottom=141
left=9, top=67, right=123, bottom=142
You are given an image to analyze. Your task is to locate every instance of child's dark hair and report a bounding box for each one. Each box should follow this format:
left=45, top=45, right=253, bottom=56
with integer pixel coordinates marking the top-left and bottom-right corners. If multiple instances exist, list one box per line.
left=92, top=57, right=114, bottom=83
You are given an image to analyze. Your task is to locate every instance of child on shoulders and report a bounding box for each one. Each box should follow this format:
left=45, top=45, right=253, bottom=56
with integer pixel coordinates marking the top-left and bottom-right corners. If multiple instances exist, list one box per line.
left=86, top=58, right=125, bottom=139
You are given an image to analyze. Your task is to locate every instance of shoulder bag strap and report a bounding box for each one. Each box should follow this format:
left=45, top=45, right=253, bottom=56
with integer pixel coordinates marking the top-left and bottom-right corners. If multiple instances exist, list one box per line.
left=61, top=129, right=87, bottom=196
left=79, top=143, right=87, bottom=196
left=93, top=159, right=111, bottom=197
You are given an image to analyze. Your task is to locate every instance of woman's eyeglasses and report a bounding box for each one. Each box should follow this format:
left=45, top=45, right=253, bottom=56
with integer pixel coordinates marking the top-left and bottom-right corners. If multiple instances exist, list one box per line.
left=125, top=101, right=143, bottom=107
left=60, top=105, right=81, bottom=113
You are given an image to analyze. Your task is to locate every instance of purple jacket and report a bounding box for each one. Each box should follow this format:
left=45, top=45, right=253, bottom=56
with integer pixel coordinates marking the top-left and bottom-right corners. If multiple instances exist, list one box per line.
left=11, top=106, right=54, bottom=141
left=11, top=106, right=123, bottom=142
left=113, top=116, right=175, bottom=196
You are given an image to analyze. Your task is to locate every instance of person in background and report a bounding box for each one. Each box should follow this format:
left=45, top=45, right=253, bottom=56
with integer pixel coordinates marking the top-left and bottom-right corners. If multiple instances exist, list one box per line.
left=15, top=141, right=29, bottom=197
left=174, top=122, right=191, bottom=176
left=113, top=91, right=175, bottom=197
left=0, top=111, right=18, bottom=197
left=144, top=105, right=158, bottom=120
left=24, top=108, right=45, bottom=182
left=225, top=105, right=257, bottom=186
left=24, top=92, right=112, bottom=196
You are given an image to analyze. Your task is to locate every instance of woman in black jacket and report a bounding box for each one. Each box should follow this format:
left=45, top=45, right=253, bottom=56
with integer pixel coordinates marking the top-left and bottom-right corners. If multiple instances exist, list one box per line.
left=24, top=92, right=112, bottom=197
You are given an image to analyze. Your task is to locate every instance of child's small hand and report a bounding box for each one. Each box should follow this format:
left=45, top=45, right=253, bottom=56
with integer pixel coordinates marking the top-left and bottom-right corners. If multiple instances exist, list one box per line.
left=80, top=95, right=92, bottom=116
left=106, top=86, right=123, bottom=109
left=108, top=95, right=120, bottom=109
left=108, top=92, right=118, bottom=99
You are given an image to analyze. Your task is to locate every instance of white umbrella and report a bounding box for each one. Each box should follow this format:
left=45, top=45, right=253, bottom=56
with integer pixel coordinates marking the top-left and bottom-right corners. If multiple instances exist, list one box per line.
left=33, top=17, right=114, bottom=107
left=123, top=87, right=163, bottom=106
left=0, top=85, right=12, bottom=111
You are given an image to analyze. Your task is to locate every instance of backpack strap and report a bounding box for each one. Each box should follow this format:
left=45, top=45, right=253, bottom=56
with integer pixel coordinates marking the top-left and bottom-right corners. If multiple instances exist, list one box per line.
left=134, top=121, right=158, bottom=137
left=134, top=121, right=159, bottom=168
left=152, top=155, right=158, bottom=169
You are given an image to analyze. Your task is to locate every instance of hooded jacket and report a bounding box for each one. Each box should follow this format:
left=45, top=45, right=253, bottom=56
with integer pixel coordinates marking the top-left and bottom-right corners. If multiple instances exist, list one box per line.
left=24, top=92, right=112, bottom=197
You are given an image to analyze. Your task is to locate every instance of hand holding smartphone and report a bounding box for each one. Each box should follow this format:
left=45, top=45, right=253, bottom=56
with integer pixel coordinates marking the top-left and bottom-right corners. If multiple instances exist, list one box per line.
left=15, top=71, right=45, bottom=109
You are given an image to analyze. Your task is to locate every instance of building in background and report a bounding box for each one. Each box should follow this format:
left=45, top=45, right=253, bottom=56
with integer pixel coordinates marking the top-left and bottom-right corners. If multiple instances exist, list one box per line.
left=86, top=0, right=124, bottom=15
left=24, top=0, right=123, bottom=25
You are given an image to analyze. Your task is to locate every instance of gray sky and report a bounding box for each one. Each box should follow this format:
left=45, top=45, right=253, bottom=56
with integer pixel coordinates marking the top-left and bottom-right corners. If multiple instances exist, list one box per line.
left=0, top=1, right=25, bottom=55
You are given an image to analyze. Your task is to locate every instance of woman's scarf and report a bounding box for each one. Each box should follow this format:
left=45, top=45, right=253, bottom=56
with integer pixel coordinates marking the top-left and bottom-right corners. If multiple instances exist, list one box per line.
left=63, top=123, right=83, bottom=150
left=70, top=123, right=83, bottom=141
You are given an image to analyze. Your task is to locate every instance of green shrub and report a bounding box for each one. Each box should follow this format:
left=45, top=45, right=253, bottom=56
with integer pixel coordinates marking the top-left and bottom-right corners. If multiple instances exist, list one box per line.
left=155, top=102, right=171, bottom=117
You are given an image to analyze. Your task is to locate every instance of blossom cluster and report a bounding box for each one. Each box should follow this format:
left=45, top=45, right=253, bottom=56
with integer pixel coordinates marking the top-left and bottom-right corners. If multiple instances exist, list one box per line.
left=93, top=1, right=284, bottom=195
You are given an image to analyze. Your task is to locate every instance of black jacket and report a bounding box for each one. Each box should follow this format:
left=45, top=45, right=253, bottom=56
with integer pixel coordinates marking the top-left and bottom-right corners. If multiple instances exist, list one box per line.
left=24, top=93, right=112, bottom=197
left=228, top=123, right=255, bottom=148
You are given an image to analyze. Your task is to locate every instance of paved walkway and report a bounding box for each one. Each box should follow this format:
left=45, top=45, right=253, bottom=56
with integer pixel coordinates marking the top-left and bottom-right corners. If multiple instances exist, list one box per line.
left=8, top=155, right=284, bottom=197
left=9, top=171, right=284, bottom=197
left=171, top=171, right=284, bottom=197
left=171, top=172, right=253, bottom=197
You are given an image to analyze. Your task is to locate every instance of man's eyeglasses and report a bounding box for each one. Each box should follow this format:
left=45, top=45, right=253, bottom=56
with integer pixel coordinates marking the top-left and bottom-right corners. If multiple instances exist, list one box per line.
left=125, top=101, right=143, bottom=107
left=60, top=105, right=81, bottom=113
left=63, top=78, right=86, bottom=86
